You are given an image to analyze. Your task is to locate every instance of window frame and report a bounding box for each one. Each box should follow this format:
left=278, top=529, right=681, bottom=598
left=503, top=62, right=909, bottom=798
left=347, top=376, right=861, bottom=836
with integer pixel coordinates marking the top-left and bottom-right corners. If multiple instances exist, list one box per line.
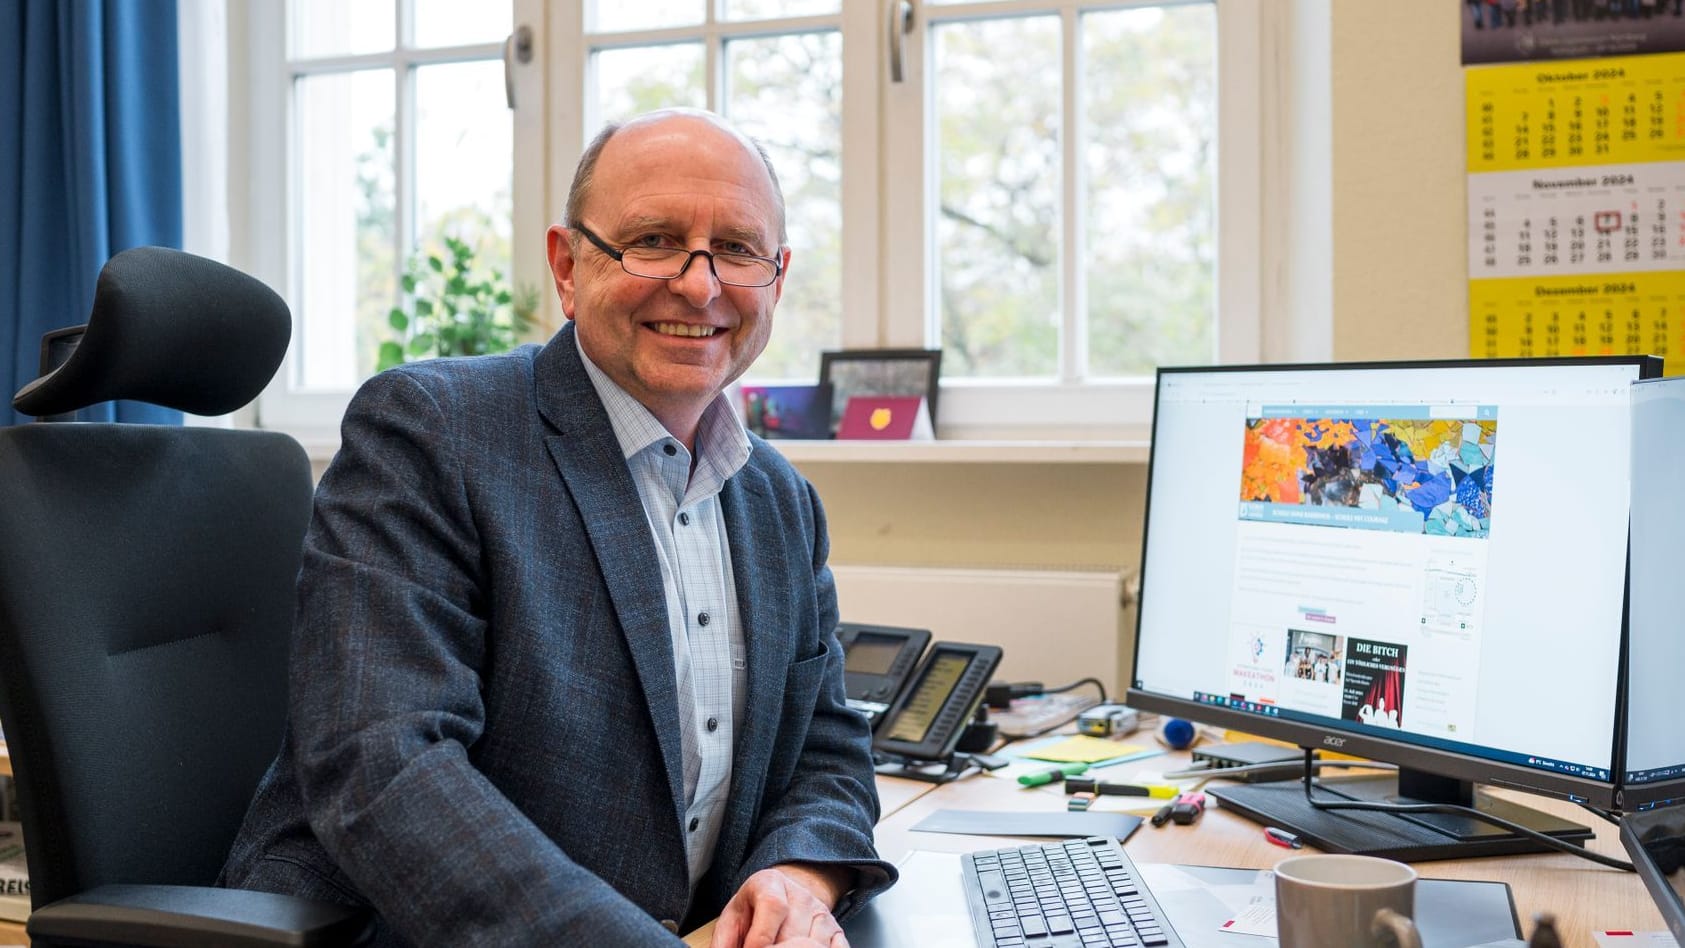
left=881, top=0, right=1264, bottom=441
left=247, top=0, right=541, bottom=446
left=245, top=0, right=1273, bottom=447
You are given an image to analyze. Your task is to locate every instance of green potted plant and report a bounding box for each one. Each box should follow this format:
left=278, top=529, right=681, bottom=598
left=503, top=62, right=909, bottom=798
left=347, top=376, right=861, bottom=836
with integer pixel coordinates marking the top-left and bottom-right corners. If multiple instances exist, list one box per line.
left=377, top=235, right=538, bottom=372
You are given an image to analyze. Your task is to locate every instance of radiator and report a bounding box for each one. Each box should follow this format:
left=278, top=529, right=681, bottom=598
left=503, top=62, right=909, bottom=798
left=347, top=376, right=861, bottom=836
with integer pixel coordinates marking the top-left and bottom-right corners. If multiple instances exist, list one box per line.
left=830, top=565, right=1132, bottom=698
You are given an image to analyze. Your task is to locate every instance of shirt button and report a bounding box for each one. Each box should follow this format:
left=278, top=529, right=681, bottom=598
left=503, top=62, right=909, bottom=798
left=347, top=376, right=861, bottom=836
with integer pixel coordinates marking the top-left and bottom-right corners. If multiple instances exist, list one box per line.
left=697, top=612, right=710, bottom=626
left=707, top=716, right=719, bottom=732
left=660, top=920, right=680, bottom=934
left=664, top=443, right=677, bottom=456
left=678, top=512, right=690, bottom=526
left=689, top=817, right=700, bottom=832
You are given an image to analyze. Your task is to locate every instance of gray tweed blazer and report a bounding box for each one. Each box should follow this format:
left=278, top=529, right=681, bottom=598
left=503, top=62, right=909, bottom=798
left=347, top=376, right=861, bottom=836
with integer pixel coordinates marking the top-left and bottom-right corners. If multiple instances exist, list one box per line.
left=221, top=323, right=893, bottom=946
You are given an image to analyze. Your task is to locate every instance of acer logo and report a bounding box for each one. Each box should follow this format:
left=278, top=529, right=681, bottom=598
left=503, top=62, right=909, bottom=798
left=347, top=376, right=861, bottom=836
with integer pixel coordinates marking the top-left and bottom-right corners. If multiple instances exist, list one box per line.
left=1323, top=736, right=1347, bottom=748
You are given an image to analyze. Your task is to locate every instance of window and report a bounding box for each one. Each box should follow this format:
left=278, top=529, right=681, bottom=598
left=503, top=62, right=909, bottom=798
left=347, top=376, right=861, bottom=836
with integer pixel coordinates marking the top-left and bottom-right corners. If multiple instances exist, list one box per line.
left=930, top=5, right=1216, bottom=380
left=572, top=1, right=848, bottom=380
left=251, top=0, right=1265, bottom=443
left=248, top=1, right=524, bottom=437
left=881, top=0, right=1263, bottom=438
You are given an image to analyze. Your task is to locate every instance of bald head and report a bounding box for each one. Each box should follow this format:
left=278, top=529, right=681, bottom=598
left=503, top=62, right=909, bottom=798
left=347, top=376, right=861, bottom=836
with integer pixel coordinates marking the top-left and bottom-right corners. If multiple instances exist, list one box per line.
left=565, top=109, right=788, bottom=245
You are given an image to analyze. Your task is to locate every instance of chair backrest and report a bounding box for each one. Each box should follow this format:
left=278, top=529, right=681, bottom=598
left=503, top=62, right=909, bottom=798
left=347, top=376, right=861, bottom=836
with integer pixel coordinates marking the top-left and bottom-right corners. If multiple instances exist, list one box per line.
left=0, top=247, right=310, bottom=907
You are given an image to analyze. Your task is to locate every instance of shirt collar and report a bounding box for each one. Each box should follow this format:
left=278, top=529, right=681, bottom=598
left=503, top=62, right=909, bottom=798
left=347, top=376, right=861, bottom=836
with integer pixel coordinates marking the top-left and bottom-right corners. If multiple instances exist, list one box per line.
left=574, top=329, right=752, bottom=479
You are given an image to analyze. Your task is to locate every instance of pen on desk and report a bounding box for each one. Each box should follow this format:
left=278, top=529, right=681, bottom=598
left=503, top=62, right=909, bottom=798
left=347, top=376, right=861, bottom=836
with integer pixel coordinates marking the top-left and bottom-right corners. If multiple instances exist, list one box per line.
left=1064, top=776, right=1178, bottom=798
left=1263, top=826, right=1303, bottom=849
left=1018, top=762, right=1090, bottom=787
left=1150, top=803, right=1175, bottom=827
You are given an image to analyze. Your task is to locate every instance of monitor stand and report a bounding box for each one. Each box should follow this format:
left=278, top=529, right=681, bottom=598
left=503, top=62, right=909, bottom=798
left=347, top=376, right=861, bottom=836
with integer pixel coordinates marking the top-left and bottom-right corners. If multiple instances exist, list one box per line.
left=1210, top=767, right=1594, bottom=862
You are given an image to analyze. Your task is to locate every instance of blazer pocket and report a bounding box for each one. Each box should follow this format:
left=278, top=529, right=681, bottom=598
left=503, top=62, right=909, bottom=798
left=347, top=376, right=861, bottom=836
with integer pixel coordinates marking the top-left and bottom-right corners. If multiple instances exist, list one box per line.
left=766, top=649, right=829, bottom=791
left=782, top=648, right=829, bottom=710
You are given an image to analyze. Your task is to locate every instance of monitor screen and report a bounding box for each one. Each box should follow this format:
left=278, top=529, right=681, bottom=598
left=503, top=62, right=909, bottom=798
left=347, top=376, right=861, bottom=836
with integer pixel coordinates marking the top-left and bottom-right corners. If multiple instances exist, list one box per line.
left=1127, top=357, right=1658, bottom=860
left=1622, top=376, right=1685, bottom=810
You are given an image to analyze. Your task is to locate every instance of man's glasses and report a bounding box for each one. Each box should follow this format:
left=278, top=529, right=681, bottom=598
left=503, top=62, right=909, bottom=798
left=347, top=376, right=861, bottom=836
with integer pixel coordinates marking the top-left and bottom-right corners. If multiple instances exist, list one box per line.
left=573, top=223, right=782, bottom=288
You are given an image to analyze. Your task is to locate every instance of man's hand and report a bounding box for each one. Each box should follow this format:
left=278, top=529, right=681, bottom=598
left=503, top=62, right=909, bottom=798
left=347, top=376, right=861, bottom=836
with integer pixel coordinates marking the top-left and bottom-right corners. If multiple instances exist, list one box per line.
left=709, top=863, right=855, bottom=948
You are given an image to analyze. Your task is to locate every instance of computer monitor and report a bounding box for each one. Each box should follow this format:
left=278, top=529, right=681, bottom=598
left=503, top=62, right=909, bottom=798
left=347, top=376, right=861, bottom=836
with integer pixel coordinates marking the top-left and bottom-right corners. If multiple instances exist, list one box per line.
left=1126, top=356, right=1661, bottom=861
left=1621, top=376, right=1685, bottom=811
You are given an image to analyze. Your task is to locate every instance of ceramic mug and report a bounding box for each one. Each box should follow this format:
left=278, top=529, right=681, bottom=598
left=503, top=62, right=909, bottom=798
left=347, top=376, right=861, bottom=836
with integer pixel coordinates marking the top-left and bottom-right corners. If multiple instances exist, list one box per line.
left=1274, top=853, right=1422, bottom=948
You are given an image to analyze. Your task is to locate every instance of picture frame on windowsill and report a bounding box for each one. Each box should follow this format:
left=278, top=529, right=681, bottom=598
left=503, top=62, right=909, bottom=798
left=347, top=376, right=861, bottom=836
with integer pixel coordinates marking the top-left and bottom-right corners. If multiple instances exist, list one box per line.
left=818, top=348, right=942, bottom=439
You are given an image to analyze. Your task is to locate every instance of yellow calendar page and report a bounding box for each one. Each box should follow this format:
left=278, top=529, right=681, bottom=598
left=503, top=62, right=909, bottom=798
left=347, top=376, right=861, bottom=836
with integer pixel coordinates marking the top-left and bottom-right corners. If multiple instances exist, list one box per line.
left=1466, top=52, right=1685, bottom=173
left=1469, top=271, right=1685, bottom=369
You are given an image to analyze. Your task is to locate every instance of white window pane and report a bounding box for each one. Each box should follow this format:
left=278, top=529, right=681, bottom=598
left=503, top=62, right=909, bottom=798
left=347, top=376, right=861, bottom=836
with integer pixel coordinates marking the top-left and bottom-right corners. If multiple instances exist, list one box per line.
left=290, top=0, right=393, bottom=58
left=723, top=0, right=840, bottom=20
left=1084, top=5, right=1216, bottom=377
left=589, top=0, right=703, bottom=33
left=415, top=60, right=514, bottom=308
left=934, top=16, right=1060, bottom=380
left=296, top=70, right=395, bottom=390
left=727, top=31, right=843, bottom=381
left=414, top=0, right=510, bottom=48
left=592, top=44, right=706, bottom=124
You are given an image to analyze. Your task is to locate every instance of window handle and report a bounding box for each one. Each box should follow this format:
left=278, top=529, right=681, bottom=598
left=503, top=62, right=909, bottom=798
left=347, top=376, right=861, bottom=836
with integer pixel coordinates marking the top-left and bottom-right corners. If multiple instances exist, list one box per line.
left=888, top=0, right=915, bottom=83
left=504, top=24, right=533, bottom=109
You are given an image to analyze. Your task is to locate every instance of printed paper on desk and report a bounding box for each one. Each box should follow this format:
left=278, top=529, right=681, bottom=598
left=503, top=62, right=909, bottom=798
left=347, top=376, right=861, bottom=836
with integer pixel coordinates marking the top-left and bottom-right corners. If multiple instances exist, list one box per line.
left=1220, top=898, right=1275, bottom=937
left=1595, top=933, right=1677, bottom=946
left=836, top=396, right=933, bottom=440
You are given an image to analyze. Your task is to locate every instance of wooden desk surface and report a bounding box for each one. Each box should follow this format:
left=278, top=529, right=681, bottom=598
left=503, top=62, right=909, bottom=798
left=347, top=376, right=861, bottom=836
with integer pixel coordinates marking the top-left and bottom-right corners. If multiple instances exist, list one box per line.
left=0, top=743, right=1657, bottom=948
left=0, top=776, right=941, bottom=948
left=688, top=746, right=1664, bottom=948
left=0, top=742, right=17, bottom=944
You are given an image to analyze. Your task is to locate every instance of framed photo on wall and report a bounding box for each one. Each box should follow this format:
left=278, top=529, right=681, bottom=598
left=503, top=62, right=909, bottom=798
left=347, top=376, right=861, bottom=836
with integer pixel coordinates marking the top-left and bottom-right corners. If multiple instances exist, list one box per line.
left=818, top=348, right=942, bottom=437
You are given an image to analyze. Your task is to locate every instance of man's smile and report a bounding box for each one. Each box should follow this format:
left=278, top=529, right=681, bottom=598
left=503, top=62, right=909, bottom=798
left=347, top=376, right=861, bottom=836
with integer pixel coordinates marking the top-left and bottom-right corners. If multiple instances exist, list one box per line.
left=650, top=322, right=720, bottom=338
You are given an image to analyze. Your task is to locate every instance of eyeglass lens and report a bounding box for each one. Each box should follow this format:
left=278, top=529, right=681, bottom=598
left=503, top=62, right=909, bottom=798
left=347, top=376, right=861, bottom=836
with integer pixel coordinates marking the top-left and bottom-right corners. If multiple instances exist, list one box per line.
left=621, top=247, right=777, bottom=287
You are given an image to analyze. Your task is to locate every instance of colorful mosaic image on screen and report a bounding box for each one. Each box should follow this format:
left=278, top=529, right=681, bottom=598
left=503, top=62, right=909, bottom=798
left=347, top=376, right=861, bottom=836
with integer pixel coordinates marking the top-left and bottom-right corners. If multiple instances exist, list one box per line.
left=1239, top=418, right=1497, bottom=537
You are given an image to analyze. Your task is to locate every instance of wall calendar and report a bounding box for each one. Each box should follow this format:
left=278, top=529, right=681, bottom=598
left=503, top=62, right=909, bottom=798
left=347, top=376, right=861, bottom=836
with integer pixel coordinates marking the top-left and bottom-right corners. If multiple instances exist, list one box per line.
left=1465, top=51, right=1685, bottom=368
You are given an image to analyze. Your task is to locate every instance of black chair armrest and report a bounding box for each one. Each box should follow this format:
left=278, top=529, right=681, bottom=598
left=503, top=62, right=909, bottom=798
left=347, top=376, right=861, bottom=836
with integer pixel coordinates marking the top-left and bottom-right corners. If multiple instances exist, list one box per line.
left=26, top=884, right=372, bottom=948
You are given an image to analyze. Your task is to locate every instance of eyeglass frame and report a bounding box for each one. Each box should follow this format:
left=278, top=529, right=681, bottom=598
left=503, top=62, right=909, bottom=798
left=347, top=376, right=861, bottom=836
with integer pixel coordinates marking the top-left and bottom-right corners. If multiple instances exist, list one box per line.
left=571, top=222, right=785, bottom=288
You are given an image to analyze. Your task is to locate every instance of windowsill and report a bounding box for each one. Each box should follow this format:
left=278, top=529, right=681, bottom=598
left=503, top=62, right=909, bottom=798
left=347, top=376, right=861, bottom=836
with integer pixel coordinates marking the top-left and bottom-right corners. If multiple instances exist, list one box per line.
left=764, top=439, right=1150, bottom=464
left=294, top=434, right=1150, bottom=466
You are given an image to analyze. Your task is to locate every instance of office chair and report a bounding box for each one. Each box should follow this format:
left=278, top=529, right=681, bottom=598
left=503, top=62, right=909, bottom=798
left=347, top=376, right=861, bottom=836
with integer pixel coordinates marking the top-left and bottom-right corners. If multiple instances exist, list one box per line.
left=0, top=247, right=371, bottom=946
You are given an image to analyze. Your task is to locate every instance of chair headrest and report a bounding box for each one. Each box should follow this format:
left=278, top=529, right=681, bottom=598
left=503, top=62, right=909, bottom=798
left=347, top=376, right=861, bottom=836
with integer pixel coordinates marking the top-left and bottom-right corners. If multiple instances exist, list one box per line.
left=12, top=247, right=291, bottom=418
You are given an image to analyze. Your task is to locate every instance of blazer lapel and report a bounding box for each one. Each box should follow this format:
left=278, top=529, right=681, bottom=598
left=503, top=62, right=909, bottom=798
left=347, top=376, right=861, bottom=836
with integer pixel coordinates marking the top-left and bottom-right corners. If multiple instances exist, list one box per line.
left=535, top=327, right=687, bottom=824
left=720, top=463, right=795, bottom=806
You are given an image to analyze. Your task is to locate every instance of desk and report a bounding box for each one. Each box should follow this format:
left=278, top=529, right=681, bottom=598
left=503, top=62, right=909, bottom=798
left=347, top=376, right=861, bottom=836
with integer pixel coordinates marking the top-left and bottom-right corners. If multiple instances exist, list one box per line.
left=686, top=746, right=1663, bottom=948
left=0, top=777, right=940, bottom=948
left=0, top=742, right=16, bottom=944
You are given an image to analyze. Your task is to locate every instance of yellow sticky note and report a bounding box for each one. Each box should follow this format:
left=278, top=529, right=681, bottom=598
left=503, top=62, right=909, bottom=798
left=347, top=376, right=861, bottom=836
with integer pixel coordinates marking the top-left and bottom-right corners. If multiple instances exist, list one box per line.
left=1022, top=735, right=1146, bottom=764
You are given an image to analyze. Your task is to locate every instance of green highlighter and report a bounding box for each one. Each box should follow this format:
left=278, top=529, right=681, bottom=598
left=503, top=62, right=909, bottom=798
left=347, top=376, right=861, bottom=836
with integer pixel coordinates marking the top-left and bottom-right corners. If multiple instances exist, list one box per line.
left=1017, top=761, right=1089, bottom=787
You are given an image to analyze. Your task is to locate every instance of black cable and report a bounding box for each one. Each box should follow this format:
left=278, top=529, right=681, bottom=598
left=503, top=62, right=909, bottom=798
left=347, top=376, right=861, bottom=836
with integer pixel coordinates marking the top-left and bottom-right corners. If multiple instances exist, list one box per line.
left=1160, top=757, right=1397, bottom=783
left=1294, top=750, right=1633, bottom=872
left=986, top=677, right=1107, bottom=711
left=1044, top=677, right=1107, bottom=703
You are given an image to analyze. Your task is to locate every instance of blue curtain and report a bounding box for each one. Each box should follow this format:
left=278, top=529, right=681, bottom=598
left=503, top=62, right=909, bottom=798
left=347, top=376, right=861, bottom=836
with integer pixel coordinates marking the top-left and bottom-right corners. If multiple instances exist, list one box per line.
left=1, top=0, right=183, bottom=426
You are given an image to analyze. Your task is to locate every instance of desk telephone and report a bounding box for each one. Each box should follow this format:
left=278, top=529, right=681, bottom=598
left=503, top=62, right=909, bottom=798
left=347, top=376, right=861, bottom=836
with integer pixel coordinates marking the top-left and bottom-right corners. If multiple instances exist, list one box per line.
left=837, top=622, right=1003, bottom=766
left=838, top=623, right=930, bottom=729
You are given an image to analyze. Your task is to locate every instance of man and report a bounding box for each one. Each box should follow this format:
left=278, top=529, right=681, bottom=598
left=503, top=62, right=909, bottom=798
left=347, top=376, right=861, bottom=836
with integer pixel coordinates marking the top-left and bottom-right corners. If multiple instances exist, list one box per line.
left=222, top=109, right=895, bottom=947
